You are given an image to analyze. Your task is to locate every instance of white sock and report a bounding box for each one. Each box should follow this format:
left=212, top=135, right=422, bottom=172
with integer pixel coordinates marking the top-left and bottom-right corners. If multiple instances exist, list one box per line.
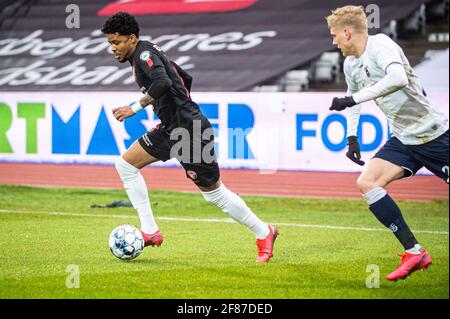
left=115, top=157, right=158, bottom=234
left=202, top=183, right=269, bottom=239
left=363, top=187, right=387, bottom=205
left=406, top=244, right=422, bottom=255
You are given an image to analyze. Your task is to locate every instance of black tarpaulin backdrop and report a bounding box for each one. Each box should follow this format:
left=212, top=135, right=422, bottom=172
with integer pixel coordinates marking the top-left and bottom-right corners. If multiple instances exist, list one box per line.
left=0, top=0, right=430, bottom=91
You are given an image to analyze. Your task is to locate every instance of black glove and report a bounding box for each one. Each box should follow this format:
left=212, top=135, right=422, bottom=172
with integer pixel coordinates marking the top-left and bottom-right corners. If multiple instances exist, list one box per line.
left=329, top=96, right=356, bottom=111
left=346, top=136, right=365, bottom=166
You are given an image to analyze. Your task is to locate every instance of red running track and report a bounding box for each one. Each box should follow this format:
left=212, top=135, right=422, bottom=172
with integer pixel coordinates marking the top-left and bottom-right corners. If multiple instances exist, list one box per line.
left=0, top=163, right=448, bottom=201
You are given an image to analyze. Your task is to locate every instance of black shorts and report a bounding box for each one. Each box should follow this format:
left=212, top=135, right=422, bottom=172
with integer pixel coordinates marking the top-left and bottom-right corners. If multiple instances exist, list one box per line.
left=138, top=119, right=220, bottom=188
left=373, top=130, right=449, bottom=183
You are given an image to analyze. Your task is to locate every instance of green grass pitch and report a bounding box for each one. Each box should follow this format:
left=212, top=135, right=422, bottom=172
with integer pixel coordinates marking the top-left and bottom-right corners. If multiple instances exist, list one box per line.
left=0, top=185, right=448, bottom=299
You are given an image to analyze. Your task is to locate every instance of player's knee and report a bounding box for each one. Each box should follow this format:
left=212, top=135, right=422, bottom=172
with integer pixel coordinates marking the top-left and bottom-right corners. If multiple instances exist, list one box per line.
left=115, top=157, right=139, bottom=180
left=201, top=183, right=226, bottom=207
left=356, top=175, right=378, bottom=194
left=202, top=189, right=221, bottom=206
left=114, top=157, right=125, bottom=173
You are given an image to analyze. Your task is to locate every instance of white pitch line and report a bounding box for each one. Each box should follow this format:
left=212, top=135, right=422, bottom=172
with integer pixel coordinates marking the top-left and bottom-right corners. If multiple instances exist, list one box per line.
left=0, top=209, right=448, bottom=235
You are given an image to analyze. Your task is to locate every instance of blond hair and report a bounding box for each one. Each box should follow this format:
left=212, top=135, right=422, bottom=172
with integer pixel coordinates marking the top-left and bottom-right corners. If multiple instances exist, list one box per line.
left=326, top=5, right=368, bottom=33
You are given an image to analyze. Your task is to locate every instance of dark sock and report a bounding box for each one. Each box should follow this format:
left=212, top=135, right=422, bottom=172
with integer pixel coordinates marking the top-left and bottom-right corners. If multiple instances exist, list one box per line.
left=369, top=194, right=418, bottom=250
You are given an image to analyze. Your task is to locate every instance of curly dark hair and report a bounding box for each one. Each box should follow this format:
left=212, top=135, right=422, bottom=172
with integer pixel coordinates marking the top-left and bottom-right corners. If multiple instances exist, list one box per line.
left=101, top=12, right=140, bottom=37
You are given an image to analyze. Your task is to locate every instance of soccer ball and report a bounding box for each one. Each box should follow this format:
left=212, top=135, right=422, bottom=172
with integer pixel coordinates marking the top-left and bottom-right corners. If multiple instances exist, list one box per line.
left=108, top=224, right=144, bottom=260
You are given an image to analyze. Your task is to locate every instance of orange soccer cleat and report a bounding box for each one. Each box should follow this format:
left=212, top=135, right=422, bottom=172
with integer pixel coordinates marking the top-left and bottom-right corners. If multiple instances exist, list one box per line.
left=256, top=225, right=279, bottom=263
left=141, top=230, right=164, bottom=247
left=386, top=249, right=432, bottom=281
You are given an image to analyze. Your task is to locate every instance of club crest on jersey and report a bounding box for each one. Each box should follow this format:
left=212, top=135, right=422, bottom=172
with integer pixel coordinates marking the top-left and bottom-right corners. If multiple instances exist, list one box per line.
left=140, top=51, right=150, bottom=61
left=364, top=65, right=371, bottom=77
left=140, top=51, right=154, bottom=67
left=187, top=170, right=198, bottom=180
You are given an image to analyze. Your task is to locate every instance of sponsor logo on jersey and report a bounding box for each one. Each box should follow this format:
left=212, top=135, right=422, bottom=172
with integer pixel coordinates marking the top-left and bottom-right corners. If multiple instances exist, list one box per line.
left=364, top=65, right=371, bottom=78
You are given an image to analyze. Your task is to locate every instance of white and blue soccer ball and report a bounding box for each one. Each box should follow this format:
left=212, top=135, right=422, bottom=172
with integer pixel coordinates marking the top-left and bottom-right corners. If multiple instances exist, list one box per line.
left=109, top=224, right=144, bottom=260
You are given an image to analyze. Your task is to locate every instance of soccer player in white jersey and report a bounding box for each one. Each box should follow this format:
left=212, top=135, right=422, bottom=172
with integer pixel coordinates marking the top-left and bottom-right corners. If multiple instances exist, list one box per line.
left=326, top=5, right=449, bottom=281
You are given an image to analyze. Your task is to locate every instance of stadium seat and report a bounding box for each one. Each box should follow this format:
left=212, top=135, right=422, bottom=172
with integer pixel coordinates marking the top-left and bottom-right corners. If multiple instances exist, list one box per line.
left=382, top=20, right=398, bottom=41
left=310, top=52, right=341, bottom=84
left=428, top=0, right=449, bottom=18
left=279, top=70, right=310, bottom=92
left=403, top=4, right=427, bottom=35
left=252, top=85, right=282, bottom=92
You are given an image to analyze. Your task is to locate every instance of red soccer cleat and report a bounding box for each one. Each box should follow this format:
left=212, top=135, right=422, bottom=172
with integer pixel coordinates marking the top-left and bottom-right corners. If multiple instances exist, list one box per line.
left=386, top=249, right=432, bottom=281
left=141, top=230, right=164, bottom=247
left=256, top=225, right=279, bottom=263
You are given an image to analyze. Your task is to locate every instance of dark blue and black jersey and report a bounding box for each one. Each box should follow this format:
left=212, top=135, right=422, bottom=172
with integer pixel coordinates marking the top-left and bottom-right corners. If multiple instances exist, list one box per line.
left=129, top=40, right=200, bottom=132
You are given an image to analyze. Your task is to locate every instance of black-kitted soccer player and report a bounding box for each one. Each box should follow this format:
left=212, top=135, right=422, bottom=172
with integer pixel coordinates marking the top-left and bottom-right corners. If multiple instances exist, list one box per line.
left=101, top=12, right=278, bottom=262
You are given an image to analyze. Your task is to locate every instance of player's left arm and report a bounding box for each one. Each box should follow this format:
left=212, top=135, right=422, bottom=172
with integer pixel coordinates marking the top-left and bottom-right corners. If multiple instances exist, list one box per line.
left=330, top=35, right=408, bottom=111
left=330, top=58, right=360, bottom=112
left=139, top=50, right=172, bottom=101
left=353, top=36, right=408, bottom=104
left=112, top=51, right=173, bottom=122
left=352, top=63, right=408, bottom=104
left=330, top=64, right=408, bottom=112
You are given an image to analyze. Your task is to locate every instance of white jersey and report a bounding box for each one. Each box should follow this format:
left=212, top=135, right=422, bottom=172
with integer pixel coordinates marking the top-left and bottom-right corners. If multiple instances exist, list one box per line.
left=344, top=33, right=449, bottom=145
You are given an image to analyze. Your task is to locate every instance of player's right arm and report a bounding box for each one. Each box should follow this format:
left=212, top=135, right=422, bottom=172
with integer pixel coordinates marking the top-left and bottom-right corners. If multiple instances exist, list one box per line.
left=329, top=60, right=359, bottom=112
left=112, top=104, right=135, bottom=122
left=343, top=59, right=365, bottom=166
